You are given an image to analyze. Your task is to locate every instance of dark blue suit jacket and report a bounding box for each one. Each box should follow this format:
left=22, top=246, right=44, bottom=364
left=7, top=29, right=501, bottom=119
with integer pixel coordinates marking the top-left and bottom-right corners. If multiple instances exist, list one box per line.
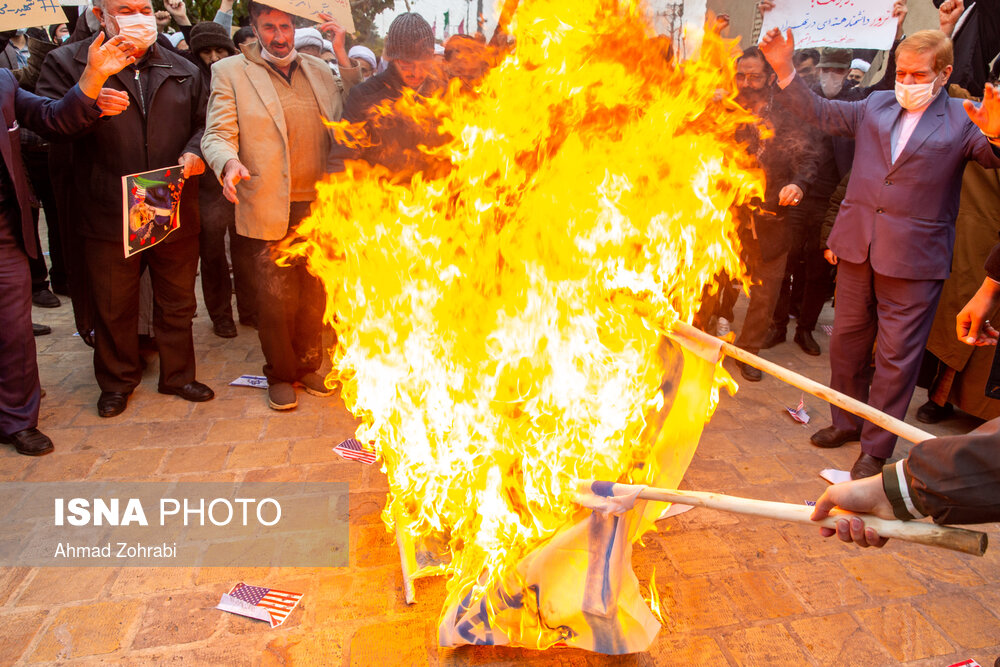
left=0, top=68, right=99, bottom=258
left=777, top=75, right=1000, bottom=280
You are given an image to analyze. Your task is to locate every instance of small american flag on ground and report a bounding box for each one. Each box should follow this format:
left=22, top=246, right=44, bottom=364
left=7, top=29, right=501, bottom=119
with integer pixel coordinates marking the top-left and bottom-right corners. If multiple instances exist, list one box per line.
left=786, top=397, right=810, bottom=425
left=947, top=660, right=982, bottom=667
left=217, top=583, right=303, bottom=628
left=334, top=438, right=377, bottom=465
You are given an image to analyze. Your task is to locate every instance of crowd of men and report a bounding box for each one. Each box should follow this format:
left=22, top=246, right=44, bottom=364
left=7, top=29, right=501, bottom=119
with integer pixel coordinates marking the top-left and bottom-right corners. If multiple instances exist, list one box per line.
left=0, top=0, right=488, bottom=456
left=0, top=0, right=999, bottom=528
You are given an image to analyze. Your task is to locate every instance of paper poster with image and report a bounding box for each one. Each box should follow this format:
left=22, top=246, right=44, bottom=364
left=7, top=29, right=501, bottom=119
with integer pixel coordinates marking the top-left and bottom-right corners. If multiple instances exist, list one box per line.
left=122, top=166, right=185, bottom=258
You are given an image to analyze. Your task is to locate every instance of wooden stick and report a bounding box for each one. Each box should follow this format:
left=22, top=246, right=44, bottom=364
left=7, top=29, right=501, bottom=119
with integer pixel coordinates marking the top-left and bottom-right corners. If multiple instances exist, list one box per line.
left=393, top=508, right=417, bottom=604
left=669, top=321, right=936, bottom=445
left=579, top=481, right=987, bottom=557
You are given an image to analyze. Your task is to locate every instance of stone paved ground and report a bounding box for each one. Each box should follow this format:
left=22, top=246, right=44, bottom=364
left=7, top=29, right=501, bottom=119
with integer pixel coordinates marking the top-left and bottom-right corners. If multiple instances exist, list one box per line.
left=1, top=289, right=998, bottom=666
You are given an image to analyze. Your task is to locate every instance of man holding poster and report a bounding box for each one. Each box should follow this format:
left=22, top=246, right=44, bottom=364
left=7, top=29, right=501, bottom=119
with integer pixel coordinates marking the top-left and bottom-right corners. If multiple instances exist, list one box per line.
left=37, top=0, right=215, bottom=419
left=0, top=33, right=136, bottom=455
left=759, top=26, right=1000, bottom=479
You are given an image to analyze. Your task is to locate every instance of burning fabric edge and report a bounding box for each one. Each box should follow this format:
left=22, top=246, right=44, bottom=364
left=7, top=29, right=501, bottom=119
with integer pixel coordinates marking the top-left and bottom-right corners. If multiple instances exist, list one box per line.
left=282, top=0, right=763, bottom=655
left=436, top=338, right=720, bottom=653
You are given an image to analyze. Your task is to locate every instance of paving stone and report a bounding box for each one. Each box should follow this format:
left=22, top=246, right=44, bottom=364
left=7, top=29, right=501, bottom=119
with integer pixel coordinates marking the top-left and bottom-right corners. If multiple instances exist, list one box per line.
left=790, top=612, right=894, bottom=666
left=720, top=570, right=805, bottom=621
left=0, top=609, right=49, bottom=665
left=243, top=466, right=307, bottom=482
left=206, top=418, right=265, bottom=443
left=657, top=575, right=741, bottom=632
left=919, top=592, right=1000, bottom=649
left=142, top=420, right=212, bottom=448
left=348, top=618, right=431, bottom=666
left=0, top=453, right=32, bottom=481
left=131, top=590, right=222, bottom=649
left=659, top=528, right=738, bottom=576
left=16, top=567, right=114, bottom=607
left=21, top=451, right=100, bottom=481
left=108, top=568, right=195, bottom=596
left=27, top=599, right=142, bottom=662
left=718, top=523, right=797, bottom=567
left=893, top=546, right=986, bottom=589
left=780, top=560, right=869, bottom=612
left=290, top=437, right=343, bottom=464
left=0, top=566, right=31, bottom=605
left=80, top=425, right=149, bottom=451
left=645, top=634, right=729, bottom=666
left=854, top=603, right=954, bottom=662
left=90, top=448, right=168, bottom=479
left=225, top=440, right=290, bottom=469
left=731, top=454, right=794, bottom=485
left=161, top=444, right=232, bottom=474
left=264, top=415, right=321, bottom=440
left=841, top=554, right=928, bottom=599
left=350, top=491, right=391, bottom=526
left=723, top=623, right=809, bottom=666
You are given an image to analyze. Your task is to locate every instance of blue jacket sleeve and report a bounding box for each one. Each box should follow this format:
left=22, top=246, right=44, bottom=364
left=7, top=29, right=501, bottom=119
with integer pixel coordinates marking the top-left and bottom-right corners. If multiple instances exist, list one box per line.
left=14, top=77, right=100, bottom=142
left=775, top=74, right=866, bottom=138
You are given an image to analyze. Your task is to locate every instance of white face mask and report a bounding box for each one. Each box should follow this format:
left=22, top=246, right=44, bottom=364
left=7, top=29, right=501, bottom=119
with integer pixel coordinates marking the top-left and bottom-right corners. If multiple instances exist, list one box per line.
left=819, top=71, right=846, bottom=98
left=895, top=80, right=939, bottom=110
left=260, top=45, right=298, bottom=68
left=113, top=13, right=158, bottom=49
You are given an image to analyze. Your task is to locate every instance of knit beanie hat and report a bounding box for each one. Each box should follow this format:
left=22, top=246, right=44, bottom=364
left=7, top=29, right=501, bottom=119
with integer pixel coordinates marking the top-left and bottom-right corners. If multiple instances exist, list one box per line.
left=383, top=13, right=434, bottom=61
left=189, top=21, right=237, bottom=56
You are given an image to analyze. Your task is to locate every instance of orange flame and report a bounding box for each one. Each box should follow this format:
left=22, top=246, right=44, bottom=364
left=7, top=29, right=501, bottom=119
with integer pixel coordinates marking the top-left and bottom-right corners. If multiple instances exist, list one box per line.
left=286, top=0, right=762, bottom=637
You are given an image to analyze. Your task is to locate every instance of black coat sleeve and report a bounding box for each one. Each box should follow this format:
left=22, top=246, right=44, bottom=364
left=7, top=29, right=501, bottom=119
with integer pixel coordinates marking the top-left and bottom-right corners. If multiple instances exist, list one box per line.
left=883, top=418, right=1000, bottom=524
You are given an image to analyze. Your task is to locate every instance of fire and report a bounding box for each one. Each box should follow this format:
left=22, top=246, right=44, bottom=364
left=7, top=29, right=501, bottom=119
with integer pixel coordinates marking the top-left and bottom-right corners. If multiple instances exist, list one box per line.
left=286, top=0, right=763, bottom=648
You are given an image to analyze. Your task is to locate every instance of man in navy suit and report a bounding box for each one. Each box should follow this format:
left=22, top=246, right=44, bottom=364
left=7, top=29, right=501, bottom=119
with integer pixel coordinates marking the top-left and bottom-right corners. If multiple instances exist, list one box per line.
left=759, top=28, right=1000, bottom=479
left=0, top=34, right=134, bottom=456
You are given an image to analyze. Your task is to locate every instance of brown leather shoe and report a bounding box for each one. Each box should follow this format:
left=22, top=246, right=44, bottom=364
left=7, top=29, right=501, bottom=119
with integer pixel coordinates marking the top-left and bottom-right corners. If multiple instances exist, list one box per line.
left=810, top=425, right=861, bottom=448
left=98, top=391, right=130, bottom=418
left=1, top=428, right=54, bottom=456
left=850, top=452, right=887, bottom=480
left=794, top=329, right=821, bottom=356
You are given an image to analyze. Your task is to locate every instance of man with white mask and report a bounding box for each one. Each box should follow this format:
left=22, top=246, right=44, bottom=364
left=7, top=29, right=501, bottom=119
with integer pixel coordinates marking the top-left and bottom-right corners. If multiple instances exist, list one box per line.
left=759, top=28, right=1000, bottom=480
left=37, top=0, right=214, bottom=419
left=202, top=0, right=359, bottom=411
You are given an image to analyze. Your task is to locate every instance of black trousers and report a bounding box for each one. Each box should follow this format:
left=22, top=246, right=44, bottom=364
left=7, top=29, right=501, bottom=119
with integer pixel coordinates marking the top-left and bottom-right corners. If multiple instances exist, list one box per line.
left=244, top=202, right=324, bottom=384
left=772, top=201, right=835, bottom=334
left=49, top=146, right=92, bottom=335
left=0, top=204, right=40, bottom=434
left=199, top=188, right=256, bottom=325
left=24, top=146, right=62, bottom=293
left=85, top=234, right=200, bottom=393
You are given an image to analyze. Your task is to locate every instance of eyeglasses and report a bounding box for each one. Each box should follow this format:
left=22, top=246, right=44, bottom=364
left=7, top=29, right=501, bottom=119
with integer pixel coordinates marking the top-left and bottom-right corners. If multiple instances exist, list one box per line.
left=734, top=73, right=767, bottom=84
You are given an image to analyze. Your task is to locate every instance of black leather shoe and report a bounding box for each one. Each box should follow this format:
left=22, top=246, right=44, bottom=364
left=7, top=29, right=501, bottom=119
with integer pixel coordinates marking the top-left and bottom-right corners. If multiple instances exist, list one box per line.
left=158, top=381, right=215, bottom=402
left=98, top=391, right=130, bottom=418
left=850, top=452, right=887, bottom=480
left=1, top=428, right=54, bottom=456
left=916, top=400, right=954, bottom=424
left=810, top=425, right=862, bottom=448
left=794, top=329, right=821, bottom=356
left=761, top=327, right=786, bottom=349
left=739, top=361, right=762, bottom=382
left=32, top=289, right=60, bottom=308
left=32, top=323, right=51, bottom=336
left=213, top=320, right=238, bottom=338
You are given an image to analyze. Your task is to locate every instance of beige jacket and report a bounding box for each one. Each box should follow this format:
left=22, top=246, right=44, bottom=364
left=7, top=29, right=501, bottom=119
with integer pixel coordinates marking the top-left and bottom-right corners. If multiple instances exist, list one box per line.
left=201, top=44, right=359, bottom=240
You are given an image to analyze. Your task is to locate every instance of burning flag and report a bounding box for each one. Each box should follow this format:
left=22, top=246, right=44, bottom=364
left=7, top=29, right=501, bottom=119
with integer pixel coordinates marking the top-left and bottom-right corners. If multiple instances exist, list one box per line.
left=287, top=0, right=763, bottom=654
